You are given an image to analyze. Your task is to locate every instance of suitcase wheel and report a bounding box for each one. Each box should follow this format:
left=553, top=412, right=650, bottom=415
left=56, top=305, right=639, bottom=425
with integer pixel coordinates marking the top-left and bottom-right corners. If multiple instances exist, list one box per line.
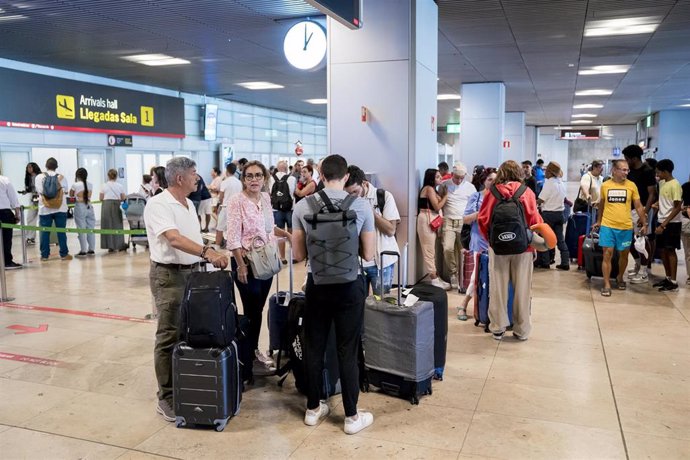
left=587, top=273, right=592, bottom=279
left=411, top=395, right=419, bottom=405
left=214, top=419, right=228, bottom=432
left=175, top=416, right=186, bottom=428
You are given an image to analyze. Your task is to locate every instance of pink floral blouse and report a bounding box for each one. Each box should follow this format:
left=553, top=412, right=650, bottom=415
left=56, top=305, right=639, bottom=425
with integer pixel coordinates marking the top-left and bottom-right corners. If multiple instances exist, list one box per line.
left=226, top=191, right=275, bottom=251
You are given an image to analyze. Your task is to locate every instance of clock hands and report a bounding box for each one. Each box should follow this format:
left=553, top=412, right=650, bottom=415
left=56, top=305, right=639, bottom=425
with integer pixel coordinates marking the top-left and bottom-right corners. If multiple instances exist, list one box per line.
left=303, top=23, right=314, bottom=50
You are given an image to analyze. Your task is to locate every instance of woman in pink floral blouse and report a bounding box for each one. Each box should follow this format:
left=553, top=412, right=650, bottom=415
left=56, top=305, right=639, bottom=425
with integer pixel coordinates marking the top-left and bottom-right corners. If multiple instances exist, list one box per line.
left=226, top=161, right=291, bottom=379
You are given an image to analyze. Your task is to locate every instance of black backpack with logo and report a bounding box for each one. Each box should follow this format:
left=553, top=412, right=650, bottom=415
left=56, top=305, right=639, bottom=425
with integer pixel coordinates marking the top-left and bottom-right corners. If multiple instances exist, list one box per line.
left=271, top=173, right=293, bottom=212
left=488, top=184, right=530, bottom=255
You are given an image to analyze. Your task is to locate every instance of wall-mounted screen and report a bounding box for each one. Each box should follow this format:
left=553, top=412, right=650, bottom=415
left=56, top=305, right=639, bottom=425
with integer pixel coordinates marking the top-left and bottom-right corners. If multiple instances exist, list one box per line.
left=305, top=0, right=362, bottom=29
left=202, top=104, right=218, bottom=141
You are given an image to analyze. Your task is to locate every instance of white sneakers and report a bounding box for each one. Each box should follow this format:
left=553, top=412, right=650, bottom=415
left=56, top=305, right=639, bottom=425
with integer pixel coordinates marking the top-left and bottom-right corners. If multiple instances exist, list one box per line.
left=304, top=401, right=330, bottom=426
left=431, top=277, right=451, bottom=290
left=344, top=411, right=374, bottom=435
left=253, top=350, right=276, bottom=376
left=304, top=403, right=374, bottom=435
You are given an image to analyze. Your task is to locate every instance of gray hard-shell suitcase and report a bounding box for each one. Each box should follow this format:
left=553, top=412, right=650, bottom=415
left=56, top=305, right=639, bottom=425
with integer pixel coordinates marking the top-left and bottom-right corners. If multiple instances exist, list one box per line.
left=362, top=251, right=434, bottom=404
left=173, top=342, right=242, bottom=432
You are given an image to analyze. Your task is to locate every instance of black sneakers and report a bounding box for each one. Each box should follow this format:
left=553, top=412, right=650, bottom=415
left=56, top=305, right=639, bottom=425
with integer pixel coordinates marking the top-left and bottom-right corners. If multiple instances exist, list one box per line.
left=5, top=262, right=22, bottom=270
left=658, top=280, right=679, bottom=292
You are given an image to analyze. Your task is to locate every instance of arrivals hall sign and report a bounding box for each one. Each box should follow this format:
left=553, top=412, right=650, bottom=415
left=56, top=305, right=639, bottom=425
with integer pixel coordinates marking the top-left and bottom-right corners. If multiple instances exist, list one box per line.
left=0, top=68, right=185, bottom=138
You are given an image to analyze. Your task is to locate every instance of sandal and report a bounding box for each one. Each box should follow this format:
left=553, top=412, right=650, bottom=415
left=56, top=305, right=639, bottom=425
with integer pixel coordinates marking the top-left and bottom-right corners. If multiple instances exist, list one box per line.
left=617, top=280, right=627, bottom=290
left=601, top=287, right=612, bottom=297
left=457, top=307, right=468, bottom=321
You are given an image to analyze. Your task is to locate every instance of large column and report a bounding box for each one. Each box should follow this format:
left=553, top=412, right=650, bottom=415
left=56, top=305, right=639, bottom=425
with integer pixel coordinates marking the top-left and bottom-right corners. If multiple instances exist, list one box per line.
left=328, top=0, right=438, bottom=283
left=657, top=110, right=690, bottom=182
left=503, top=112, right=525, bottom=163
left=459, top=83, right=505, bottom=171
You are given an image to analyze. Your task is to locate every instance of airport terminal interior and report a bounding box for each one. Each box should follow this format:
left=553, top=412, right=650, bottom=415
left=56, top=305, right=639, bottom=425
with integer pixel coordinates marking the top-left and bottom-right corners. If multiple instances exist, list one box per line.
left=1, top=1, right=690, bottom=459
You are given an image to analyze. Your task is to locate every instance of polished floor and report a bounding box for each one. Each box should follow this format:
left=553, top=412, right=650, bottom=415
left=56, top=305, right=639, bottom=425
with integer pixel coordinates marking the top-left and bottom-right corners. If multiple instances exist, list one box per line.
left=0, top=233, right=688, bottom=460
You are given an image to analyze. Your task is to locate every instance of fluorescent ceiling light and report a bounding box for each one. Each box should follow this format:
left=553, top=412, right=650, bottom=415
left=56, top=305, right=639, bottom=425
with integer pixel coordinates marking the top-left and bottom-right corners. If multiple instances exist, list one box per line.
left=571, top=120, right=593, bottom=124
left=575, top=89, right=612, bottom=96
left=0, top=14, right=26, bottom=21
left=584, top=17, right=659, bottom=37
left=679, top=104, right=690, bottom=108
left=572, top=114, right=598, bottom=118
left=455, top=108, right=461, bottom=112
left=304, top=98, right=327, bottom=105
left=554, top=126, right=573, bottom=130
left=122, top=53, right=190, bottom=66
left=573, top=104, right=604, bottom=109
left=237, top=81, right=284, bottom=90
left=437, top=94, right=461, bottom=100
left=578, top=65, right=630, bottom=75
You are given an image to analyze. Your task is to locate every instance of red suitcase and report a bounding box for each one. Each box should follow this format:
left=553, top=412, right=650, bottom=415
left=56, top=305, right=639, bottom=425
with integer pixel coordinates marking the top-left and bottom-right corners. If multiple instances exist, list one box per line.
left=459, top=250, right=474, bottom=293
left=577, top=234, right=586, bottom=269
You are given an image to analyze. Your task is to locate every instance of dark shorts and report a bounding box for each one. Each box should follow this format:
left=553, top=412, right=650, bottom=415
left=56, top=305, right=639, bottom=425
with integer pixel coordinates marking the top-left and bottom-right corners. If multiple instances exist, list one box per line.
left=273, top=210, right=292, bottom=230
left=656, top=222, right=681, bottom=250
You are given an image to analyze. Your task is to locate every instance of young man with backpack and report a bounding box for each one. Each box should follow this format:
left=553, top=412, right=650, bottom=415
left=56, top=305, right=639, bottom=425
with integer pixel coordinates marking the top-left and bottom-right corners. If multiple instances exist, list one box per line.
left=344, top=165, right=400, bottom=294
left=35, top=157, right=72, bottom=261
left=292, top=154, right=375, bottom=434
left=478, top=160, right=543, bottom=341
left=268, top=160, right=296, bottom=263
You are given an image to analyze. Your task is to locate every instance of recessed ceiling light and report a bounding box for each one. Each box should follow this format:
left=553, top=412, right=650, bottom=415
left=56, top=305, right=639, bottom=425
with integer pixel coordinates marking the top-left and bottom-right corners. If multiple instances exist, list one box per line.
left=573, top=104, right=604, bottom=109
left=568, top=63, right=575, bottom=67
left=0, top=14, right=27, bottom=21
left=571, top=120, right=593, bottom=124
left=122, top=53, right=190, bottom=66
left=575, top=89, right=612, bottom=96
left=304, top=98, right=327, bottom=105
left=554, top=126, right=573, bottom=130
left=237, top=81, right=284, bottom=90
left=572, top=114, right=598, bottom=118
left=584, top=17, right=659, bottom=37
left=578, top=65, right=630, bottom=75
left=437, top=94, right=461, bottom=100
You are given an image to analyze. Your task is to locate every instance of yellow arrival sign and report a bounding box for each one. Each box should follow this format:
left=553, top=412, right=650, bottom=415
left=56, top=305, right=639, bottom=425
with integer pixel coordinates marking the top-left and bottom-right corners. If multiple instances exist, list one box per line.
left=140, top=106, right=154, bottom=126
left=56, top=95, right=75, bottom=119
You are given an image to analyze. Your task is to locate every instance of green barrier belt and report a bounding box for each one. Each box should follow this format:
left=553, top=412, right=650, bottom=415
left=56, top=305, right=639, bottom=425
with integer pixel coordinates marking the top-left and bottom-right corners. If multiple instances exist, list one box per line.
left=0, top=223, right=146, bottom=235
left=22, top=200, right=105, bottom=211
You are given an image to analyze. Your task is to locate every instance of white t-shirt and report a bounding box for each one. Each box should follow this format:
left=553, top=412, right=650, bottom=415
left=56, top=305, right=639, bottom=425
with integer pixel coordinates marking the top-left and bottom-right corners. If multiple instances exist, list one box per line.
left=144, top=189, right=203, bottom=265
left=219, top=176, right=243, bottom=207
left=0, top=176, right=20, bottom=210
left=102, top=181, right=125, bottom=200
left=579, top=172, right=603, bottom=203
left=362, top=185, right=400, bottom=268
left=70, top=181, right=94, bottom=203
left=539, top=177, right=567, bottom=212
left=35, top=171, right=68, bottom=215
left=442, top=179, right=477, bottom=219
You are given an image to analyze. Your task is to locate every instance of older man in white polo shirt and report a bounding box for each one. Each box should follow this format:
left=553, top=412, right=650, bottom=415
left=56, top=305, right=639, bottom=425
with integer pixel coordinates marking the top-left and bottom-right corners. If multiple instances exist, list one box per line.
left=144, top=157, right=228, bottom=422
left=440, top=162, right=477, bottom=290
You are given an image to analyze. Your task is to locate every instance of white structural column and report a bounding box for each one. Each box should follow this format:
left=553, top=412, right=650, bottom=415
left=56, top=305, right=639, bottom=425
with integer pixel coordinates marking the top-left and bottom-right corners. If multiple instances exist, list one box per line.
left=328, top=0, right=438, bottom=283
left=503, top=111, right=525, bottom=163
left=459, top=83, right=506, bottom=171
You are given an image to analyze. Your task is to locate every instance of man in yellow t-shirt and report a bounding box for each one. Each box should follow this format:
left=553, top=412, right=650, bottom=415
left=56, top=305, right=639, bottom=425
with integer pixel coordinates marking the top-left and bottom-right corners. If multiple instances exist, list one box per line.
left=592, top=159, right=647, bottom=296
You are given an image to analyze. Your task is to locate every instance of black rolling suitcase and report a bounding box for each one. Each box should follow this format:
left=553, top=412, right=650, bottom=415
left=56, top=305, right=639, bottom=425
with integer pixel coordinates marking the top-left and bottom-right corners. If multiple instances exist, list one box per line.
left=408, top=283, right=448, bottom=381
left=362, top=251, right=434, bottom=405
left=172, top=341, right=242, bottom=432
left=267, top=243, right=303, bottom=360
left=583, top=234, right=619, bottom=279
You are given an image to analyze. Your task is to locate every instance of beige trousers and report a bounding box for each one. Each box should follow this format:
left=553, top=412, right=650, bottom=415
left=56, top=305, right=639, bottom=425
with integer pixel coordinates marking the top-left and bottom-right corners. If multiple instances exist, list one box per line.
left=417, top=212, right=438, bottom=275
left=488, top=248, right=534, bottom=338
left=442, top=218, right=463, bottom=275
left=682, top=232, right=690, bottom=282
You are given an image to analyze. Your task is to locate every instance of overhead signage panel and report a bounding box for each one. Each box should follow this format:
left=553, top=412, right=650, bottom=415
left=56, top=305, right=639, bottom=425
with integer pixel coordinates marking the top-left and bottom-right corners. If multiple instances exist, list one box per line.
left=0, top=68, right=185, bottom=138
left=305, top=0, right=362, bottom=29
left=560, top=129, right=600, bottom=140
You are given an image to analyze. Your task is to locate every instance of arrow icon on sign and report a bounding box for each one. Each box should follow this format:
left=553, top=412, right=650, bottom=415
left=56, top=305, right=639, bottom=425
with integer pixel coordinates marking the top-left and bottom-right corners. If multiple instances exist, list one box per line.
left=7, top=324, right=49, bottom=334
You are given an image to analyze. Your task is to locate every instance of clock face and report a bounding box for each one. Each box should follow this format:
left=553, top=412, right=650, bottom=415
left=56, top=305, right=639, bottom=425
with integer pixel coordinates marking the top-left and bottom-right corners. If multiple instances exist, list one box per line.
left=284, top=21, right=327, bottom=71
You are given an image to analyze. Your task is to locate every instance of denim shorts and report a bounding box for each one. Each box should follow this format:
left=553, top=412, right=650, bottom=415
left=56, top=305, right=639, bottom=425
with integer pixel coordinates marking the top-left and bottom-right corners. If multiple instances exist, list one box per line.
left=599, top=226, right=632, bottom=252
left=273, top=210, right=292, bottom=230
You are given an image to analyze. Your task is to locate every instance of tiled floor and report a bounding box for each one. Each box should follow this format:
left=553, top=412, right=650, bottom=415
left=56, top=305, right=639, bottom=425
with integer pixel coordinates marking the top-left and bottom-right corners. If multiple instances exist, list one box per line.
left=0, top=235, right=688, bottom=460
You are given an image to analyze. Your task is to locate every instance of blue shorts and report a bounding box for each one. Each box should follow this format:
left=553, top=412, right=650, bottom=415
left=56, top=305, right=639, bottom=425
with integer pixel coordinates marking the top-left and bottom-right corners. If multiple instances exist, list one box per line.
left=599, top=226, right=632, bottom=252
left=273, top=210, right=292, bottom=230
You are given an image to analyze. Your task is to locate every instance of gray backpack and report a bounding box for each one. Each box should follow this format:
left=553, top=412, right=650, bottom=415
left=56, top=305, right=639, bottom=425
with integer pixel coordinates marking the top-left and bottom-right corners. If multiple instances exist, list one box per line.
left=305, top=190, right=360, bottom=285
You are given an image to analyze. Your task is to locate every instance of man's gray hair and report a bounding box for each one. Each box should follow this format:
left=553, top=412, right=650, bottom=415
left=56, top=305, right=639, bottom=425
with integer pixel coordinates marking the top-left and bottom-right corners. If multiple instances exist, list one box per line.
left=165, top=157, right=197, bottom=185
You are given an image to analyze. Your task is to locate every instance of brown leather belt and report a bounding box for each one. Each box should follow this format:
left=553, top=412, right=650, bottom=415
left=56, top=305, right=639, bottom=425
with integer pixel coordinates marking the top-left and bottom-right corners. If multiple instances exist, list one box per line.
left=152, top=261, right=201, bottom=270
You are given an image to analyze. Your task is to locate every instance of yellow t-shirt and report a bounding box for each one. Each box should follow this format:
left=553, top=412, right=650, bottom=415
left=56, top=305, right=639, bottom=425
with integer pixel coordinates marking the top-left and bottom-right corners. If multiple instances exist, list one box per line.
left=601, top=179, right=640, bottom=230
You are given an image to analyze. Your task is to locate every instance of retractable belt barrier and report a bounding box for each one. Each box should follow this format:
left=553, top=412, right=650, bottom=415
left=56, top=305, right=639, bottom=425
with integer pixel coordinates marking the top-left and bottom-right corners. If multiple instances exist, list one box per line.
left=22, top=200, right=104, bottom=211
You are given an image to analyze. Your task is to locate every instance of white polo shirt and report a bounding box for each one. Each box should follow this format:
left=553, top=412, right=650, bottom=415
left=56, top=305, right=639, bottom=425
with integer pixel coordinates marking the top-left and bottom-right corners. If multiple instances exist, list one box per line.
left=443, top=179, right=477, bottom=219
left=539, top=177, right=567, bottom=212
left=0, top=176, right=20, bottom=210
left=144, top=189, right=203, bottom=265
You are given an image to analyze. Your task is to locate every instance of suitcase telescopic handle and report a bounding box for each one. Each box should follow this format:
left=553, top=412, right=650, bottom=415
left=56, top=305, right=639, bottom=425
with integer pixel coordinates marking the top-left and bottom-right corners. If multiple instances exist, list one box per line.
left=380, top=250, right=402, bottom=306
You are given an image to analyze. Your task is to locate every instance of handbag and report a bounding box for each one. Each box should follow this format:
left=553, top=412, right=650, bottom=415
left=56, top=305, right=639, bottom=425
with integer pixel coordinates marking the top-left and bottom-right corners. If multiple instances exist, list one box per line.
left=246, top=236, right=282, bottom=280
left=573, top=174, right=592, bottom=213
left=427, top=208, right=443, bottom=232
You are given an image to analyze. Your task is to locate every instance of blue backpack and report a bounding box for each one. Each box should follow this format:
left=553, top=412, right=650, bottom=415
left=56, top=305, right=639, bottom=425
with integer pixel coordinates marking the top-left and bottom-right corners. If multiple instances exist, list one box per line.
left=42, top=174, right=64, bottom=208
